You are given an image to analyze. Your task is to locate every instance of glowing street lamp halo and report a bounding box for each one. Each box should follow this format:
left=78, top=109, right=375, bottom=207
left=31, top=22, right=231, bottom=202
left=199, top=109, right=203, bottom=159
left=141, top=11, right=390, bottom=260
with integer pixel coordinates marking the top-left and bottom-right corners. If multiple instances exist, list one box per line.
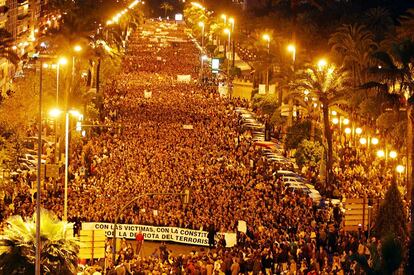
left=74, top=45, right=82, bottom=52
left=58, top=57, right=68, bottom=65
left=262, top=34, right=270, bottom=42
left=355, top=127, right=362, bottom=135
left=376, top=150, right=385, bottom=158
left=396, top=165, right=405, bottom=174
left=344, top=127, right=351, bottom=135
left=343, top=118, right=350, bottom=125
left=332, top=117, right=339, bottom=125
left=224, top=28, right=230, bottom=34
left=359, top=137, right=367, bottom=145
left=371, top=137, right=379, bottom=145
left=317, top=58, right=327, bottom=69
left=389, top=150, right=397, bottom=159
left=49, top=108, right=63, bottom=118
left=287, top=44, right=295, bottom=53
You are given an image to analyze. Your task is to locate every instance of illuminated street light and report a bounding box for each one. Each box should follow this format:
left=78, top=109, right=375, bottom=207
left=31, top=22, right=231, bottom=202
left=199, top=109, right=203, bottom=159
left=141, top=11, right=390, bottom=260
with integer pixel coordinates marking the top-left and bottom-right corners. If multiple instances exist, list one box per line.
left=229, top=17, right=235, bottom=32
left=49, top=108, right=62, bottom=117
left=287, top=44, right=296, bottom=63
left=317, top=59, right=327, bottom=70
left=343, top=118, right=350, bottom=125
left=345, top=128, right=351, bottom=134
left=355, top=127, right=362, bottom=135
left=74, top=45, right=82, bottom=52
left=48, top=108, right=83, bottom=221
left=396, top=165, right=405, bottom=174
left=359, top=137, right=367, bottom=145
left=332, top=118, right=339, bottom=125
left=377, top=150, right=385, bottom=158
left=331, top=110, right=337, bottom=116
left=389, top=150, right=397, bottom=159
left=58, top=57, right=68, bottom=65
left=221, top=14, right=227, bottom=24
left=371, top=137, right=379, bottom=145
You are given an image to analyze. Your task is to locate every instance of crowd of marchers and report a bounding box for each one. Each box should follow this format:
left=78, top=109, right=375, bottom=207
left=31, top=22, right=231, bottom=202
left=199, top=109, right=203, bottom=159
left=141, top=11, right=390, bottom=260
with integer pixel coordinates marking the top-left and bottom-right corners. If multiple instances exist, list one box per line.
left=0, top=21, right=389, bottom=274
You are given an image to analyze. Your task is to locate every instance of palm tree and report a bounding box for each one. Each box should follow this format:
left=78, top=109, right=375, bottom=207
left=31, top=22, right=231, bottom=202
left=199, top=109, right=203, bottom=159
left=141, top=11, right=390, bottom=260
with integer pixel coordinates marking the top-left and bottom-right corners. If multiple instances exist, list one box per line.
left=364, top=7, right=394, bottom=42
left=397, top=9, right=414, bottom=40
left=363, top=41, right=414, bottom=273
left=0, top=210, right=79, bottom=274
left=329, top=23, right=377, bottom=87
left=298, top=63, right=350, bottom=190
left=160, top=2, right=173, bottom=18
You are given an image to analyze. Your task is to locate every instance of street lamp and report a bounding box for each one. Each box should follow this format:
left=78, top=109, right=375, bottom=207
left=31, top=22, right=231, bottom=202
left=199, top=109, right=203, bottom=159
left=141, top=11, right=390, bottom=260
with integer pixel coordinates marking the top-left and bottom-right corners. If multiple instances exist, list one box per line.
left=229, top=17, right=235, bottom=32
left=221, top=14, right=227, bottom=24
left=56, top=57, right=68, bottom=106
left=49, top=108, right=83, bottom=221
left=317, top=58, right=327, bottom=70
left=377, top=150, right=385, bottom=158
left=396, top=165, right=405, bottom=174
left=198, top=22, right=205, bottom=48
left=262, top=34, right=271, bottom=93
left=224, top=28, right=231, bottom=77
left=332, top=117, right=339, bottom=125
left=287, top=44, right=296, bottom=63
left=343, top=118, right=350, bottom=125
left=389, top=150, right=397, bottom=159
left=200, top=54, right=208, bottom=82
left=371, top=137, right=379, bottom=145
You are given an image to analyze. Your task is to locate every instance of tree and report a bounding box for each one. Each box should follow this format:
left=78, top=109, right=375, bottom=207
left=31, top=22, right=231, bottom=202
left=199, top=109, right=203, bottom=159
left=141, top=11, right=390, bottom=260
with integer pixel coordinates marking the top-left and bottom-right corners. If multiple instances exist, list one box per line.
left=364, top=7, right=394, bottom=42
left=0, top=210, right=79, bottom=274
left=397, top=8, right=414, bottom=40
left=365, top=40, right=414, bottom=222
left=294, top=139, right=324, bottom=171
left=375, top=182, right=407, bottom=240
left=329, top=23, right=377, bottom=87
left=160, top=2, right=173, bottom=18
left=298, top=63, right=350, bottom=190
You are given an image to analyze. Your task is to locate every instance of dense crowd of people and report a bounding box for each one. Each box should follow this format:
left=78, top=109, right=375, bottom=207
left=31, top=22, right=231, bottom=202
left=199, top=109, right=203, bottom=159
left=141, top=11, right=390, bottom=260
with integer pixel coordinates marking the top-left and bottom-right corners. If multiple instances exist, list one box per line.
left=0, top=20, right=389, bottom=274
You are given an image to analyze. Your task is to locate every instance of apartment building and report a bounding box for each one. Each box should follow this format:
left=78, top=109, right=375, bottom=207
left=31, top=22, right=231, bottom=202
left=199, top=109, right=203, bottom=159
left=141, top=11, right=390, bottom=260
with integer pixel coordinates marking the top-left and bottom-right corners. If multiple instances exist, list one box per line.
left=0, top=0, right=50, bottom=96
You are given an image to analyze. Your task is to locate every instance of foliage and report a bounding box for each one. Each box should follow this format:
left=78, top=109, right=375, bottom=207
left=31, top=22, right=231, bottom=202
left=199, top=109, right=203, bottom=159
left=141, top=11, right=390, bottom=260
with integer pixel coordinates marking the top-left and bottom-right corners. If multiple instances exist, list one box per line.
left=329, top=23, right=377, bottom=86
left=294, top=139, right=324, bottom=169
left=160, top=2, right=174, bottom=17
left=252, top=93, right=278, bottom=115
left=375, top=182, right=407, bottom=240
left=0, top=210, right=79, bottom=274
left=285, top=120, right=322, bottom=150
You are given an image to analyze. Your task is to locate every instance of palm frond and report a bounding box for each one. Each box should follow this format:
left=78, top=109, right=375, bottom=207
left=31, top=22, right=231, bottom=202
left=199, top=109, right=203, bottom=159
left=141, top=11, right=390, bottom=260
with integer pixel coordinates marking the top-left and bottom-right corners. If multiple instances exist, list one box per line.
left=0, top=210, right=79, bottom=274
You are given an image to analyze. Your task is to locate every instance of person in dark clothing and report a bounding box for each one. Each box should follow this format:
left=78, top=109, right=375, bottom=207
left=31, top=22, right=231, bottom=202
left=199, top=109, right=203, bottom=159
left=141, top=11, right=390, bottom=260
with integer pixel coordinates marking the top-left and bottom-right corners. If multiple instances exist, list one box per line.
left=207, top=224, right=216, bottom=248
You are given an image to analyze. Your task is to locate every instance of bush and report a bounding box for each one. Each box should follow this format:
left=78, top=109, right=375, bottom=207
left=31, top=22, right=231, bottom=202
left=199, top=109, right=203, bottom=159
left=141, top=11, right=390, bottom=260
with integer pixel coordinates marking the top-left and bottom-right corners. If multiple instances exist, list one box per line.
left=294, top=139, right=324, bottom=170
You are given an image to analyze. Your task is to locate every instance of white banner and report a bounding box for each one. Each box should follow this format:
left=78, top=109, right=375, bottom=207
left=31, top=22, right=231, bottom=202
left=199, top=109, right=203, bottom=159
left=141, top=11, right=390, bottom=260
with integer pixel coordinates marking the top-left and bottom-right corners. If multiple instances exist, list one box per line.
left=82, top=222, right=236, bottom=247
left=177, top=75, right=191, bottom=82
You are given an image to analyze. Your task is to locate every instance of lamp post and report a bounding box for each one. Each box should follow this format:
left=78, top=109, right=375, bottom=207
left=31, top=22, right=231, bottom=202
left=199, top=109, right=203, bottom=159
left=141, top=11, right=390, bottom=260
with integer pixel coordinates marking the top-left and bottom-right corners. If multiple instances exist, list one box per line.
left=56, top=57, right=68, bottom=106
left=49, top=108, right=82, bottom=221
left=35, top=59, right=44, bottom=275
left=224, top=28, right=231, bottom=77
left=229, top=17, right=235, bottom=68
left=262, top=34, right=271, bottom=93
left=198, top=22, right=205, bottom=48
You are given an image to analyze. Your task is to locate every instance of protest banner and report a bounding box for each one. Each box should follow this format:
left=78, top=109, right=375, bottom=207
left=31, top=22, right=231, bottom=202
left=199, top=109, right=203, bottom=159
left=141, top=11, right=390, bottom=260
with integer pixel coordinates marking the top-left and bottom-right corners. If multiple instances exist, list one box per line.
left=82, top=222, right=236, bottom=247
